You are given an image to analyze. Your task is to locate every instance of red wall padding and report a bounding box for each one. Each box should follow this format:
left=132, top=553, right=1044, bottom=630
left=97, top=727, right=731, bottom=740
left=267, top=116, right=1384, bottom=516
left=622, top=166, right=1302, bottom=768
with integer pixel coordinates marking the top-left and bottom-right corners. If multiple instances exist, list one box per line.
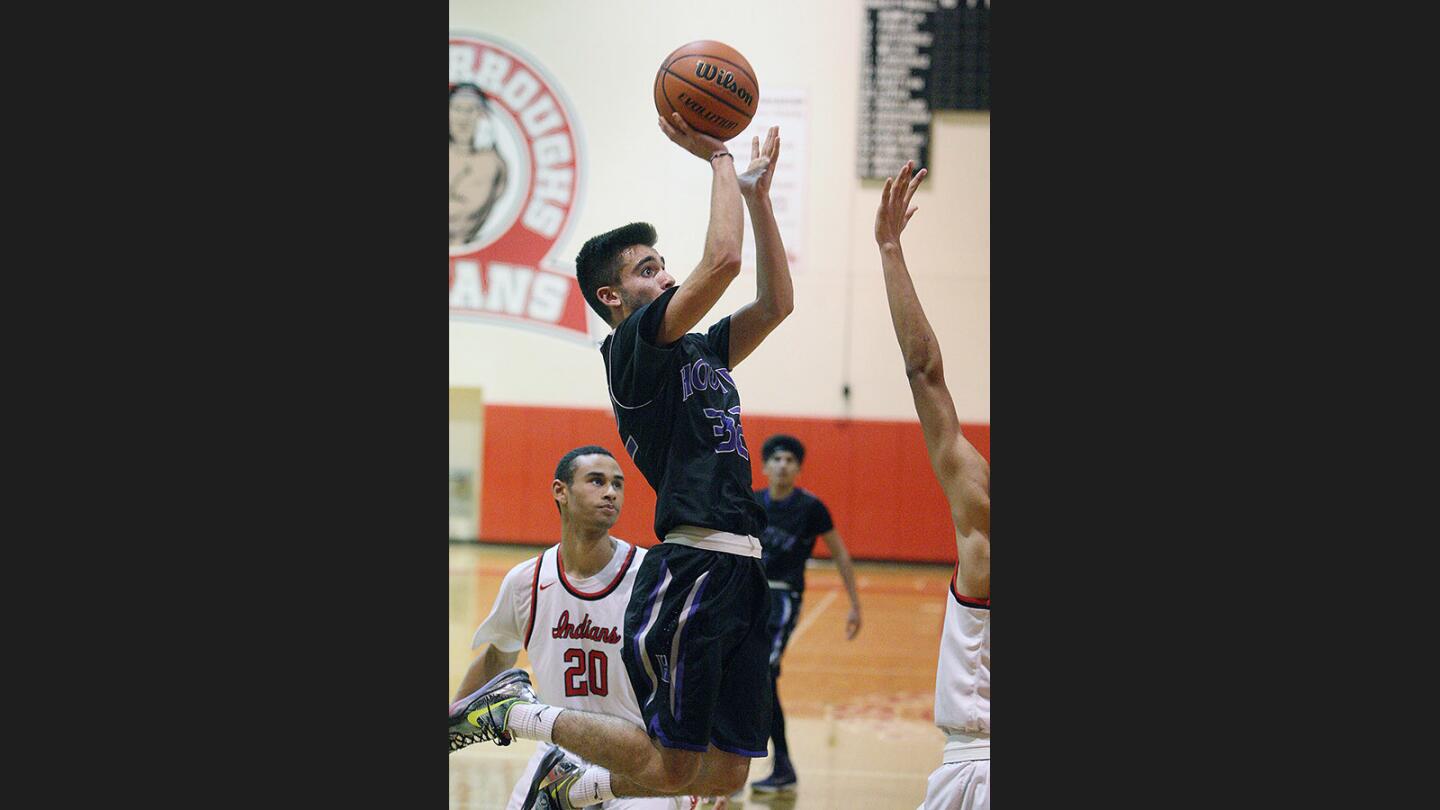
left=479, top=404, right=989, bottom=564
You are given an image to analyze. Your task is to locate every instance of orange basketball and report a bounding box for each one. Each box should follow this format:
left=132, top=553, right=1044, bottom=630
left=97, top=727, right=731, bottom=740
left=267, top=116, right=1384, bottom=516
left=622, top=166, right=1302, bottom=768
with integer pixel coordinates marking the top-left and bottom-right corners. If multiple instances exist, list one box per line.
left=654, top=40, right=759, bottom=141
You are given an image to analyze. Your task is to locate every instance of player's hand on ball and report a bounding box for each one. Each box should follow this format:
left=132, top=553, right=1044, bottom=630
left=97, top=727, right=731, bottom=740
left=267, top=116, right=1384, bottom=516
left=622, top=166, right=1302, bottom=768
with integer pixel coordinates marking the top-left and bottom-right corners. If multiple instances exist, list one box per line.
left=659, top=113, right=729, bottom=161
left=739, top=126, right=780, bottom=199
left=875, top=160, right=926, bottom=248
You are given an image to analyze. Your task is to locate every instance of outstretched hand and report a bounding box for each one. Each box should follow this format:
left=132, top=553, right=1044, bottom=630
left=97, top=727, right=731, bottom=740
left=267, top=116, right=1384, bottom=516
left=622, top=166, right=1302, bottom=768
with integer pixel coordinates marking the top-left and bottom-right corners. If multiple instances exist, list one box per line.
left=874, top=160, right=927, bottom=248
left=738, top=126, right=780, bottom=199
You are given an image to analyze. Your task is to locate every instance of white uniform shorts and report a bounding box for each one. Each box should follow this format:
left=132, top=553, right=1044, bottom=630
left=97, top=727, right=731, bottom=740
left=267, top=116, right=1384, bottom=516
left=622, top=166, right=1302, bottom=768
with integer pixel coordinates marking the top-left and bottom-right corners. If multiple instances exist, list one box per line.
left=918, top=759, right=989, bottom=810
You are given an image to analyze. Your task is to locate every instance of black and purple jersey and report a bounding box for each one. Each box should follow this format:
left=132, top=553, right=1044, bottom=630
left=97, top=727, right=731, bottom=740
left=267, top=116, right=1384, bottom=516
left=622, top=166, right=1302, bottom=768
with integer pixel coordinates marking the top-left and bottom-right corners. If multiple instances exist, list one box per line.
left=754, top=487, right=834, bottom=593
left=601, top=286, right=767, bottom=541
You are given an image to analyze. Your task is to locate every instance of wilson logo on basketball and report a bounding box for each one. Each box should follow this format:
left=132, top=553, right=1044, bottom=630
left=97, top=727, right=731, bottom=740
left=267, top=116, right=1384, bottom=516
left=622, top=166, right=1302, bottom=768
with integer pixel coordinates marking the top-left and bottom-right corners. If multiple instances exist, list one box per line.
left=449, top=32, right=590, bottom=341
left=694, top=62, right=754, bottom=106
left=551, top=610, right=622, bottom=645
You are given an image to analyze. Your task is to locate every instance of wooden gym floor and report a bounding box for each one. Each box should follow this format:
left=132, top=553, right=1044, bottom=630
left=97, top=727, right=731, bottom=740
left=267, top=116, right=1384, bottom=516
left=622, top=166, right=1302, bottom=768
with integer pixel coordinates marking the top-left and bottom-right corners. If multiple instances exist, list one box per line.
left=450, top=543, right=957, bottom=810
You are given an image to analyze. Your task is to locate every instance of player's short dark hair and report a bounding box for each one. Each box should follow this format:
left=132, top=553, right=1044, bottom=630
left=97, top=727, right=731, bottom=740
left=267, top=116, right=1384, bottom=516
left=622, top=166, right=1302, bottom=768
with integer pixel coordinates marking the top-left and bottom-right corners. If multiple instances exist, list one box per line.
left=553, top=445, right=616, bottom=514
left=762, top=434, right=806, bottom=464
left=555, top=445, right=615, bottom=485
left=575, top=222, right=657, bottom=325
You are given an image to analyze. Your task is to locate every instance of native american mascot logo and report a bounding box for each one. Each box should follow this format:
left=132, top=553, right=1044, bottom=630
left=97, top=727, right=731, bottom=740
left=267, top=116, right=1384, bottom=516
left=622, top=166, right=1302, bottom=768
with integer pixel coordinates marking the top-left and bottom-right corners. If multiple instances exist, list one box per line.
left=449, top=33, right=590, bottom=341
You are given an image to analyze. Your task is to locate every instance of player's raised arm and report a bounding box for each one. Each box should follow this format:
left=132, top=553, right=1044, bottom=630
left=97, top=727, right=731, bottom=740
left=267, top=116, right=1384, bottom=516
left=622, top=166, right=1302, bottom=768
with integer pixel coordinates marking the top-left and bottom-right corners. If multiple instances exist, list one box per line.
left=654, top=113, right=750, bottom=345
left=874, top=162, right=989, bottom=554
left=729, top=127, right=793, bottom=366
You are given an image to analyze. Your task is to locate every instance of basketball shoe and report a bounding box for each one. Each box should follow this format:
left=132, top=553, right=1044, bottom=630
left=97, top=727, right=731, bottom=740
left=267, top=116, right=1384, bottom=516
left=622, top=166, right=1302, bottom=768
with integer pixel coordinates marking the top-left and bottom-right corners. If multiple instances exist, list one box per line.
left=449, top=667, right=537, bottom=754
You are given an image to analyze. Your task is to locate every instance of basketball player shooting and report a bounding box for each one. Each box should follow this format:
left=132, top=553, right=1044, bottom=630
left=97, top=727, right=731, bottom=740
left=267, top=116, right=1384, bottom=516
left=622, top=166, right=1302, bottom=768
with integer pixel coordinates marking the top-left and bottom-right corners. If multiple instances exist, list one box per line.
left=874, top=161, right=990, bottom=810
left=451, top=115, right=791, bottom=810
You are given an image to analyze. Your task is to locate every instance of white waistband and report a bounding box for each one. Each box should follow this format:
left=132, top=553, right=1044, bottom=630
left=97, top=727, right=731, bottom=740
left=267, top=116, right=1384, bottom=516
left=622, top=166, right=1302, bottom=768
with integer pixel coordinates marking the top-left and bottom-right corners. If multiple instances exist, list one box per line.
left=767, top=580, right=794, bottom=590
left=942, top=731, right=990, bottom=763
left=664, top=525, right=762, bottom=558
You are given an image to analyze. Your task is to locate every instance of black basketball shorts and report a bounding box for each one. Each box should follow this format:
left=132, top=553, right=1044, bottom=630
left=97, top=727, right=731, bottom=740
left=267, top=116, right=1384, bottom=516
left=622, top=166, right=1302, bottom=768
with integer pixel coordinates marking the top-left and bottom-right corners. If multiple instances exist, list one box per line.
left=622, top=542, right=773, bottom=757
left=764, top=588, right=804, bottom=678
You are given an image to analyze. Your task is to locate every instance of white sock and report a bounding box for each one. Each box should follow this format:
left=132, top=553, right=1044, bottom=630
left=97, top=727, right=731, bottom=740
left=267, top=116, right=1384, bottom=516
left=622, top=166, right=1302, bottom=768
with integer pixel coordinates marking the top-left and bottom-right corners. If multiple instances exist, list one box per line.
left=568, top=767, right=614, bottom=807
left=507, top=703, right=563, bottom=743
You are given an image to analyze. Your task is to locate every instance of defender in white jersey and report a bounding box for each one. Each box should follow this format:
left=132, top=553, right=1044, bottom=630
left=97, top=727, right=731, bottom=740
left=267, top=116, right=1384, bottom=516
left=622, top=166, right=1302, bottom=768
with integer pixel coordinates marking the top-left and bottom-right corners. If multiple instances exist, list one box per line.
left=874, top=162, right=991, bottom=810
left=450, top=446, right=692, bottom=810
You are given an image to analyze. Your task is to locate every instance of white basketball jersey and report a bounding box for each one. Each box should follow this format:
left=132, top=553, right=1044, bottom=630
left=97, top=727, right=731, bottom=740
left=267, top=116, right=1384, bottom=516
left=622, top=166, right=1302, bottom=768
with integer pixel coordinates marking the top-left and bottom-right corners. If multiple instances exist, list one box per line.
left=523, top=541, right=646, bottom=727
left=933, top=566, right=990, bottom=736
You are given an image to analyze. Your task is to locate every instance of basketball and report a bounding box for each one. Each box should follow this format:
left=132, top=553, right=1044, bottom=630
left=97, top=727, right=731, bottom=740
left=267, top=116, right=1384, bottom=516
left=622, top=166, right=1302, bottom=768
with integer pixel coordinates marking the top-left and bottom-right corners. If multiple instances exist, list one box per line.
left=654, top=40, right=759, bottom=141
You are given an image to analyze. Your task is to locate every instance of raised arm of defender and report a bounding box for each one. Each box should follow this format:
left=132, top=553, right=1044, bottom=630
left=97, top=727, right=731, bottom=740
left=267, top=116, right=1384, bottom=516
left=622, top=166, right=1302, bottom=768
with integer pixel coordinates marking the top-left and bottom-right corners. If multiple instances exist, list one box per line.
left=874, top=161, right=989, bottom=598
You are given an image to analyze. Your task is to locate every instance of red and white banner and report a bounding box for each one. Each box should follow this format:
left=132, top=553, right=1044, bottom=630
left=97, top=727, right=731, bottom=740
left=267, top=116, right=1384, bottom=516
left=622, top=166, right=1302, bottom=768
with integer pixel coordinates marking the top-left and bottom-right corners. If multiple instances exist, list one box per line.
left=449, top=33, right=590, bottom=341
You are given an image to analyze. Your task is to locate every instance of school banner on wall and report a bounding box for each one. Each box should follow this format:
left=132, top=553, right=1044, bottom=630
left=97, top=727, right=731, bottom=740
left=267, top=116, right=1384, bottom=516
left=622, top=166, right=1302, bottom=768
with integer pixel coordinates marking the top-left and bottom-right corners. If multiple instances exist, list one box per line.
left=449, top=32, right=591, bottom=342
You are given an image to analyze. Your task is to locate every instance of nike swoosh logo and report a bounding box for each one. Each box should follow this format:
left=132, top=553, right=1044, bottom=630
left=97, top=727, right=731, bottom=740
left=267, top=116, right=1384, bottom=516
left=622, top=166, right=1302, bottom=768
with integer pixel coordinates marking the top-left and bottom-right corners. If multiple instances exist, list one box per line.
left=539, top=582, right=554, bottom=590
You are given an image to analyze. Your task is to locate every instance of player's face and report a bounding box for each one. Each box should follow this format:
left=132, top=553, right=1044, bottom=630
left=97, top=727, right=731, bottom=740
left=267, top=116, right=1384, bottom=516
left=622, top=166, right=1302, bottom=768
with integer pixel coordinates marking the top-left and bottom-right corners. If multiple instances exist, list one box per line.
left=560, top=454, right=626, bottom=529
left=615, top=245, right=675, bottom=314
left=764, top=450, right=801, bottom=486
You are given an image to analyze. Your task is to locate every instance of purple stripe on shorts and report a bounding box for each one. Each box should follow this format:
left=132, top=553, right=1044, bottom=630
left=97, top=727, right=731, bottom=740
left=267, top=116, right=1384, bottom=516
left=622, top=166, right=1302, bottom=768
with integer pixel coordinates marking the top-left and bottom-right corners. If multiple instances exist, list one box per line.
left=672, top=571, right=711, bottom=724
left=770, top=593, right=792, bottom=665
left=632, top=559, right=670, bottom=697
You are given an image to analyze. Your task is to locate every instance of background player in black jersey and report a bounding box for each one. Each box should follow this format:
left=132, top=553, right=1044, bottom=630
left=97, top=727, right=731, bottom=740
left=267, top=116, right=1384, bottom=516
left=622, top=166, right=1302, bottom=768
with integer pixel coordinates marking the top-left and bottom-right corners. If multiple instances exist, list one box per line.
left=453, top=114, right=792, bottom=810
left=748, top=434, right=862, bottom=794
